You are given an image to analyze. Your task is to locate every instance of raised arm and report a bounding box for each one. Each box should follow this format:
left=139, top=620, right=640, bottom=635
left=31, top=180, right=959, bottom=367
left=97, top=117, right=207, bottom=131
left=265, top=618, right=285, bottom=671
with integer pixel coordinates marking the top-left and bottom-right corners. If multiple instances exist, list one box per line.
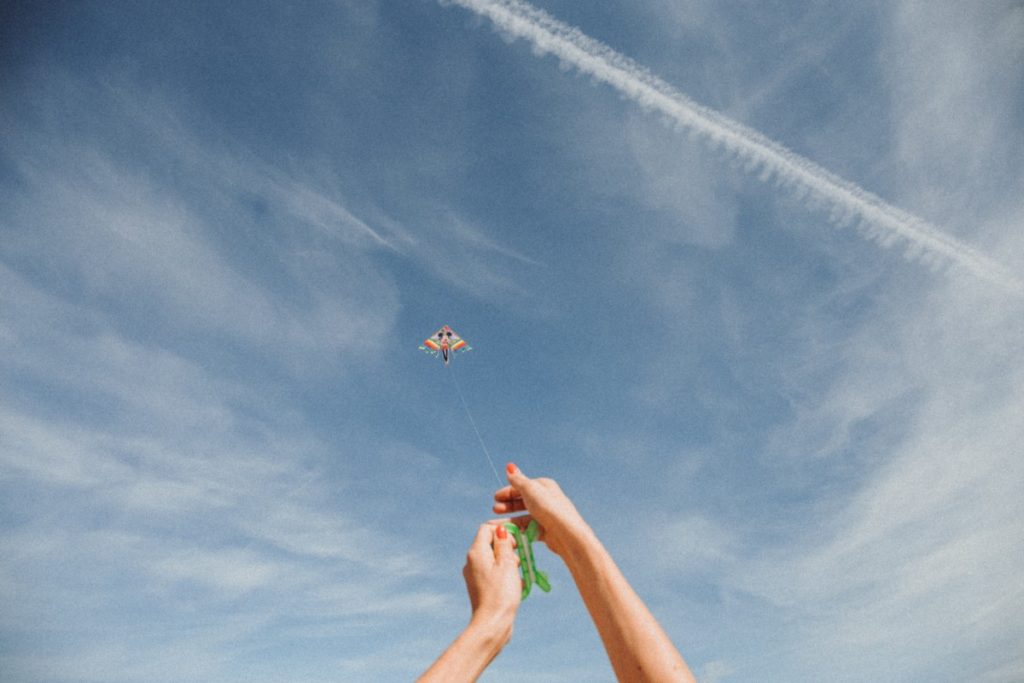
left=418, top=523, right=522, bottom=683
left=495, top=464, right=696, bottom=683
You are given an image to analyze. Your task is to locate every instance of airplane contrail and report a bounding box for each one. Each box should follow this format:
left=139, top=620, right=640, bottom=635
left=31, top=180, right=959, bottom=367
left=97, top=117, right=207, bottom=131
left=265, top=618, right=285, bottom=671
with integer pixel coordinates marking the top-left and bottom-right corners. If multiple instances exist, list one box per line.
left=444, top=0, right=1023, bottom=295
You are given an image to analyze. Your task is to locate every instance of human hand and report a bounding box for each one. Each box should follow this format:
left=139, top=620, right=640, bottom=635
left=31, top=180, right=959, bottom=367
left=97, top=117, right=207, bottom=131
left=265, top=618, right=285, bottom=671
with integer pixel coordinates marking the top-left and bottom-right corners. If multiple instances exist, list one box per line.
left=462, top=522, right=522, bottom=637
left=493, top=463, right=591, bottom=558
left=417, top=524, right=524, bottom=682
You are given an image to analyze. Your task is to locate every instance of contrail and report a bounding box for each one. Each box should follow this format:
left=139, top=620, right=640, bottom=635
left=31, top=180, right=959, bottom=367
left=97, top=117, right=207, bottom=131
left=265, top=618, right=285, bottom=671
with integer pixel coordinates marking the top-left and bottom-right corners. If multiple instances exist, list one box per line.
left=444, top=0, right=1023, bottom=295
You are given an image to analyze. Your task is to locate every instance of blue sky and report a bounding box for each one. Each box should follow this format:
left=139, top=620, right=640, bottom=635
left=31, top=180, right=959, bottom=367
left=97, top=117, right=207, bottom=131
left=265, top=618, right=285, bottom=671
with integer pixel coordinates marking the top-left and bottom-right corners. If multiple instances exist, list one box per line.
left=2, top=1, right=1023, bottom=681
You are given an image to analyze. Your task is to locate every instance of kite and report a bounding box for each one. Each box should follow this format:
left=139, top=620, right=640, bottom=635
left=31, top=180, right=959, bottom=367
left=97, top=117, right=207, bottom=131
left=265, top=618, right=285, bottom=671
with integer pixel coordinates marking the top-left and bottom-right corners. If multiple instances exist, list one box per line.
left=419, top=324, right=471, bottom=365
left=419, top=323, right=550, bottom=600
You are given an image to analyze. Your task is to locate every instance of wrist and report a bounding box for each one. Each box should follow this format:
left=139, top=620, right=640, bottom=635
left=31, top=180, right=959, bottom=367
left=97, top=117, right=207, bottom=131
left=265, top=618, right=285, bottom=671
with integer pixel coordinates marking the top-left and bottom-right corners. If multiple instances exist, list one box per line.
left=468, top=608, right=515, bottom=650
left=559, top=520, right=601, bottom=567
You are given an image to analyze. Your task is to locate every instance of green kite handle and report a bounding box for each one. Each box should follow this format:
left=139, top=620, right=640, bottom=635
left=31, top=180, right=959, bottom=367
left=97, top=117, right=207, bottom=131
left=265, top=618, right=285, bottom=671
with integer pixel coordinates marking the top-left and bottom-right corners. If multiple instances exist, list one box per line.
left=523, top=520, right=551, bottom=593
left=503, top=521, right=552, bottom=600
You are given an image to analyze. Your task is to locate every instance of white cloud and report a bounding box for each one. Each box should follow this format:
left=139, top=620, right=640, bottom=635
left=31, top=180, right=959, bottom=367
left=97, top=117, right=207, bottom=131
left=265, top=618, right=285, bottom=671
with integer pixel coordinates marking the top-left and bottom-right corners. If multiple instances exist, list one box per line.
left=445, top=0, right=1023, bottom=294
left=0, top=73, right=400, bottom=373
left=700, top=658, right=736, bottom=683
left=624, top=112, right=738, bottom=249
left=614, top=4, right=1024, bottom=677
left=883, top=0, right=1024, bottom=226
left=655, top=515, right=737, bottom=577
left=399, top=207, right=545, bottom=301
left=726, top=221, right=1024, bottom=680
left=0, top=263, right=442, bottom=679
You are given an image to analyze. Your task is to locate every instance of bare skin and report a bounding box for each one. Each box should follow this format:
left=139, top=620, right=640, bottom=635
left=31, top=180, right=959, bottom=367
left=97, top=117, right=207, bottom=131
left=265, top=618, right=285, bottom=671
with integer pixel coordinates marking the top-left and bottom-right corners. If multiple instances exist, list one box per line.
left=417, top=523, right=522, bottom=683
left=494, top=463, right=697, bottom=683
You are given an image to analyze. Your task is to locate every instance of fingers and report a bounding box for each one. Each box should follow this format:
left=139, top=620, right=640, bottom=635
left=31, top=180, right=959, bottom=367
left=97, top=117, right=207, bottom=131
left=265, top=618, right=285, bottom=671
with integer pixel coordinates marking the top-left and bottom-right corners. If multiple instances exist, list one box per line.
left=488, top=514, right=533, bottom=531
left=493, top=498, right=527, bottom=514
left=490, top=516, right=546, bottom=552
left=493, top=484, right=520, bottom=502
left=494, top=477, right=526, bottom=514
left=494, top=463, right=531, bottom=513
left=492, top=523, right=515, bottom=563
left=467, top=522, right=493, bottom=561
left=505, top=461, right=529, bottom=489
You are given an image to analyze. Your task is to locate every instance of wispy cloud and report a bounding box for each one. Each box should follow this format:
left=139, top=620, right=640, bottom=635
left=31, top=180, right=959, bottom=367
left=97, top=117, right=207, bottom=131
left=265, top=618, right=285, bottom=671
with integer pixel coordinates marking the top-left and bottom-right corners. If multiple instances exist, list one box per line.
left=700, top=659, right=736, bottom=683
left=91, top=74, right=542, bottom=307
left=0, top=75, right=401, bottom=371
left=443, top=0, right=1023, bottom=295
left=675, top=270, right=1024, bottom=679
left=0, top=253, right=447, bottom=679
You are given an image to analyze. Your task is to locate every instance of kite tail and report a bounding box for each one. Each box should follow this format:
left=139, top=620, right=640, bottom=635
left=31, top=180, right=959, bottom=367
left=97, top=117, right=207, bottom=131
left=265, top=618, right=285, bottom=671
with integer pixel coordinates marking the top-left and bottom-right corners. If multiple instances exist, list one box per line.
left=446, top=362, right=505, bottom=489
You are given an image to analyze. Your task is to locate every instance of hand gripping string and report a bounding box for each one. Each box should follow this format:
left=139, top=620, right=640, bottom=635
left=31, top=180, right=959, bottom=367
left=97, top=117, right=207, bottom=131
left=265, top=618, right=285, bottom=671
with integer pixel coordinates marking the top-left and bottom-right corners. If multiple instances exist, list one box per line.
left=446, top=363, right=552, bottom=598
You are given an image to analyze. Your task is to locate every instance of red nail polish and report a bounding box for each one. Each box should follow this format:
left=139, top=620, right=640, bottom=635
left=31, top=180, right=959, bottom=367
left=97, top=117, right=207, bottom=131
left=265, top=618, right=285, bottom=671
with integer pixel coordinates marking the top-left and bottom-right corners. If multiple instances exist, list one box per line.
left=506, top=462, right=517, bottom=476
left=496, top=525, right=507, bottom=540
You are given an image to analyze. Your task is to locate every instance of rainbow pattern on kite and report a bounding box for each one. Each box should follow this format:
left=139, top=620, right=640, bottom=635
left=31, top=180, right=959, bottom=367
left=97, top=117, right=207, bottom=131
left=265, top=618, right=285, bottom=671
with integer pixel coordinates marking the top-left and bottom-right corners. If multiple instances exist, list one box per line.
left=419, top=325, right=471, bottom=365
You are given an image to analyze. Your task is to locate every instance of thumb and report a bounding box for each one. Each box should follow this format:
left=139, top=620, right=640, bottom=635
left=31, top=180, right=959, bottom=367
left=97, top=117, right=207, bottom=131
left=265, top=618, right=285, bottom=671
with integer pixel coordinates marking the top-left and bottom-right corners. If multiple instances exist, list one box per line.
left=505, top=462, right=529, bottom=488
left=493, top=523, right=515, bottom=563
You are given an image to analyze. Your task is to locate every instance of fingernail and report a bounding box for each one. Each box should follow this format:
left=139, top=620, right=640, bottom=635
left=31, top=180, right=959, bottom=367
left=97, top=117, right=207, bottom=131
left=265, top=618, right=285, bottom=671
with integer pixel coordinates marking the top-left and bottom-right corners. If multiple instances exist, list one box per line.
left=506, top=462, right=518, bottom=476
left=496, top=525, right=508, bottom=540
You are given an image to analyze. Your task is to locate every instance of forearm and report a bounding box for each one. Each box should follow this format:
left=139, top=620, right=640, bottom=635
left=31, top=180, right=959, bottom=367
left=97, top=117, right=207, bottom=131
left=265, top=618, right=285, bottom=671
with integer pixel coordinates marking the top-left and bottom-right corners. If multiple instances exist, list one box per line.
left=562, top=525, right=695, bottom=683
left=417, top=613, right=513, bottom=683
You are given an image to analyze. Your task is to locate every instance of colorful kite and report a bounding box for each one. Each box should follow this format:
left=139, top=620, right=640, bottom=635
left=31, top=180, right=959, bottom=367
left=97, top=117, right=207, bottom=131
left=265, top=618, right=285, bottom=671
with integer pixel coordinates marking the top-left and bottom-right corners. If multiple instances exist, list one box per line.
left=419, top=323, right=550, bottom=600
left=419, top=324, right=471, bottom=365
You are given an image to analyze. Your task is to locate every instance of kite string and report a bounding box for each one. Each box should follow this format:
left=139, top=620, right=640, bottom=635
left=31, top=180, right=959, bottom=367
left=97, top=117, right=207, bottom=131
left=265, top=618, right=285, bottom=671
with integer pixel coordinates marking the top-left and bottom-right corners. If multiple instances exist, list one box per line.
left=446, top=361, right=505, bottom=489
